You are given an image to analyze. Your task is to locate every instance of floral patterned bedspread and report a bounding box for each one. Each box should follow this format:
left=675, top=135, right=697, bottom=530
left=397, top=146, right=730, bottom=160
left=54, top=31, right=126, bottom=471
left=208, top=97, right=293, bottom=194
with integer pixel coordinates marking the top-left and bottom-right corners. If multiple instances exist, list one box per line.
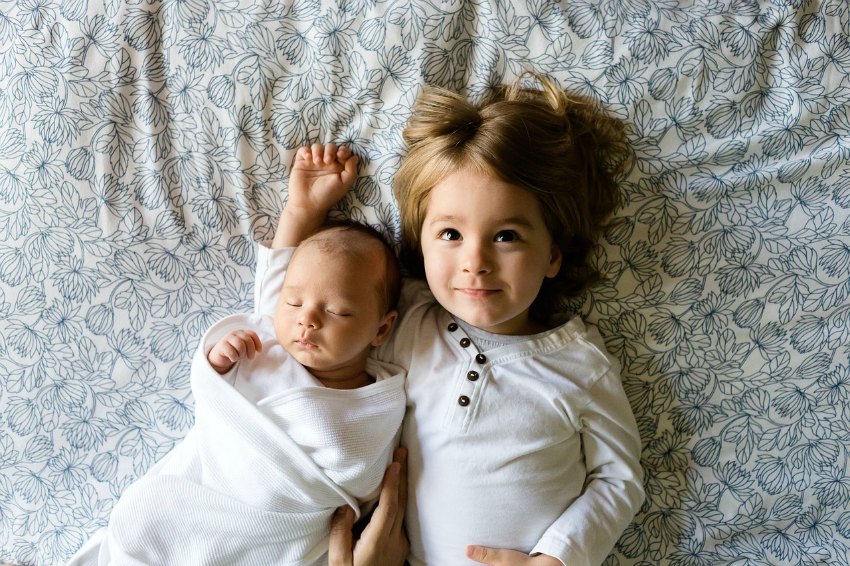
left=1, top=0, right=849, bottom=564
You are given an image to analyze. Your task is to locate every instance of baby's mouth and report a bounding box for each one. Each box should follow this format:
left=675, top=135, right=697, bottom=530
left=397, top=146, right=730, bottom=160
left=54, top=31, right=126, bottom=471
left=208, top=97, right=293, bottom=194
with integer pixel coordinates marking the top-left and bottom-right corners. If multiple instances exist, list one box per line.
left=294, top=338, right=318, bottom=349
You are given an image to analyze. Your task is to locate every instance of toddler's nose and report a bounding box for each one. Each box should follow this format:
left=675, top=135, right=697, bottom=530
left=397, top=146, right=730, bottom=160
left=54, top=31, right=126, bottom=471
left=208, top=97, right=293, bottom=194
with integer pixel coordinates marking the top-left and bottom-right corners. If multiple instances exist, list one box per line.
left=461, top=241, right=493, bottom=274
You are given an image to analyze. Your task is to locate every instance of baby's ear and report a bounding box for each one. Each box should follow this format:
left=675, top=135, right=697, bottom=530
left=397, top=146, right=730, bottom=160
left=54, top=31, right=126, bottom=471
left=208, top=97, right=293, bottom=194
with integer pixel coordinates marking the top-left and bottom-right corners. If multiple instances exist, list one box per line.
left=371, top=310, right=399, bottom=346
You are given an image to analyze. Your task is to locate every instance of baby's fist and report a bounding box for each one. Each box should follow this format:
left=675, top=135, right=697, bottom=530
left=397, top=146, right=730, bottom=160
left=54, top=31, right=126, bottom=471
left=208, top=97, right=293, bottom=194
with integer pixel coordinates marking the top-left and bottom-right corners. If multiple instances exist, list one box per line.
left=208, top=330, right=263, bottom=374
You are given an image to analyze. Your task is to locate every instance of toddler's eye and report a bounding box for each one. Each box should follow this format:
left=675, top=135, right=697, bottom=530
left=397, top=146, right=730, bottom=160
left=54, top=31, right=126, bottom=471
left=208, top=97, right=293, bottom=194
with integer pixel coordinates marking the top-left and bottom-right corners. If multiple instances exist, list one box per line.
left=438, top=229, right=461, bottom=241
left=494, top=230, right=519, bottom=242
left=285, top=301, right=301, bottom=308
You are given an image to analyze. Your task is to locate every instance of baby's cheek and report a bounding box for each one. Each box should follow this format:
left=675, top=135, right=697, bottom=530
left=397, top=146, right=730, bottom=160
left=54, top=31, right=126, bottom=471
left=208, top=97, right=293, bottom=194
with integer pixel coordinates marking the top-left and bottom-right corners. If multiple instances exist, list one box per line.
left=272, top=313, right=292, bottom=338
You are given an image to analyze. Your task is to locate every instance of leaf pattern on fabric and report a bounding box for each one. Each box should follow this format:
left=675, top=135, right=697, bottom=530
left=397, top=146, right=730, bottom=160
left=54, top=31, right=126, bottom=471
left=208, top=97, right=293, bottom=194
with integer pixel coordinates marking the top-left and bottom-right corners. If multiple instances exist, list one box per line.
left=1, top=1, right=849, bottom=564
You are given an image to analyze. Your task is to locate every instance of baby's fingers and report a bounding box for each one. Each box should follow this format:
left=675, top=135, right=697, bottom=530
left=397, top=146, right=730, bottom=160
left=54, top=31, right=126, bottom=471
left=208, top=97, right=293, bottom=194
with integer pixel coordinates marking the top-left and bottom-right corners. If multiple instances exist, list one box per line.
left=215, top=340, right=242, bottom=363
left=295, top=143, right=353, bottom=166
left=295, top=146, right=313, bottom=163
left=322, top=142, right=339, bottom=164
left=217, top=331, right=257, bottom=362
left=235, top=330, right=262, bottom=359
left=336, top=144, right=352, bottom=161
left=340, top=152, right=359, bottom=188
left=310, top=143, right=325, bottom=165
left=249, top=330, right=263, bottom=354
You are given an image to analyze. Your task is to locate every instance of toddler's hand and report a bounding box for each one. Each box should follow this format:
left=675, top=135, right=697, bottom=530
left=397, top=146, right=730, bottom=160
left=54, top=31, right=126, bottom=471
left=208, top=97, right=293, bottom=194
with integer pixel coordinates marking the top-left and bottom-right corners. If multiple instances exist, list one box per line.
left=288, top=143, right=358, bottom=214
left=207, top=330, right=263, bottom=374
left=466, top=546, right=563, bottom=566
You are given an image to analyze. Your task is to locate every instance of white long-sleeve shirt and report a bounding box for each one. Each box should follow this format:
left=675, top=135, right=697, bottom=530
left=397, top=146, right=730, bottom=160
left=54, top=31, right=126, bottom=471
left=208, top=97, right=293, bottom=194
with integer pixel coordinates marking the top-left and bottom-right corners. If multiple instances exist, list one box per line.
left=256, top=245, right=644, bottom=566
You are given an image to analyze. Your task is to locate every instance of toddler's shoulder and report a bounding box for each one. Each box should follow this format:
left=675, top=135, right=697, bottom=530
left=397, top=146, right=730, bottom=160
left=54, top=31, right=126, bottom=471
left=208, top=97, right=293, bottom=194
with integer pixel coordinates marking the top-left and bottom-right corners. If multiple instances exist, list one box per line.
left=397, top=277, right=434, bottom=310
left=542, top=316, right=621, bottom=387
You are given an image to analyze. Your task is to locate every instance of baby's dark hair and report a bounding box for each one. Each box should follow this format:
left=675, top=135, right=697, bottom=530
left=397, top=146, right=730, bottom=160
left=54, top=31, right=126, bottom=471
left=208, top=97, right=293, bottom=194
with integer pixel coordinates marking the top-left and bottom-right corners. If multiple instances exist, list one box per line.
left=393, top=72, right=630, bottom=320
left=300, top=220, right=401, bottom=314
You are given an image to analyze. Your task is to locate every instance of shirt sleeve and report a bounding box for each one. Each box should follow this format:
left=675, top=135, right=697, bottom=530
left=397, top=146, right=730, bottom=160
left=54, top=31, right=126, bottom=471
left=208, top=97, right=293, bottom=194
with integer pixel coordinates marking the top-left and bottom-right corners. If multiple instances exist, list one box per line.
left=253, top=242, right=295, bottom=318
left=531, top=337, right=645, bottom=566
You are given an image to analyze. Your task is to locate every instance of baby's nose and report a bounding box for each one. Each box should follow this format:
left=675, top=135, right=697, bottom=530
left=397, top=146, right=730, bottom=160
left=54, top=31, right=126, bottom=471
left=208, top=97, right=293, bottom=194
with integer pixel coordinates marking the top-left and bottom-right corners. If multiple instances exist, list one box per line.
left=297, top=309, right=320, bottom=329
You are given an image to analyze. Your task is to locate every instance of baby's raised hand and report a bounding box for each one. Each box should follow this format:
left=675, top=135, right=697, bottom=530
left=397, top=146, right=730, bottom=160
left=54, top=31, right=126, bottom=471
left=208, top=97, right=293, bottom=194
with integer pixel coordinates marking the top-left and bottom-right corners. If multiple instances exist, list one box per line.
left=207, top=330, right=263, bottom=375
left=273, top=143, right=359, bottom=248
left=288, top=143, right=358, bottom=213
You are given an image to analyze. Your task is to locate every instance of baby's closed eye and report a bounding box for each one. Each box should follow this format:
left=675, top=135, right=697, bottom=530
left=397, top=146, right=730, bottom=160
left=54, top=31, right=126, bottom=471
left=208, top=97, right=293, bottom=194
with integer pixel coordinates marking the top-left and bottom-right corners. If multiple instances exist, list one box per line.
left=325, top=308, right=352, bottom=316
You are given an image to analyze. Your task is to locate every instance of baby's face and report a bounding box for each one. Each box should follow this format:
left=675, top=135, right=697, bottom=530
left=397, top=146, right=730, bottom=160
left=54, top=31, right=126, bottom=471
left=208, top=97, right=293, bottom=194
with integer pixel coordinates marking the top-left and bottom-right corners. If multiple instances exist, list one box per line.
left=274, top=243, right=392, bottom=387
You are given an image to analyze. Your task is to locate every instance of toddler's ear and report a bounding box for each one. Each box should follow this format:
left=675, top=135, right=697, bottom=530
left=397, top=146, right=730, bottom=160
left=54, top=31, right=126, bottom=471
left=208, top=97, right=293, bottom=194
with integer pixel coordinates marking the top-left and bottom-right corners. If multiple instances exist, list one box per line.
left=546, top=245, right=563, bottom=278
left=371, top=310, right=399, bottom=346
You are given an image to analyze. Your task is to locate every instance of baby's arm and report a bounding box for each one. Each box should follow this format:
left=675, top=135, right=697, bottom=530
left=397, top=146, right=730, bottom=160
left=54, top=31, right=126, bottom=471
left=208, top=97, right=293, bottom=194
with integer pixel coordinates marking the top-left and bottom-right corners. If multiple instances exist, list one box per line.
left=207, top=330, right=263, bottom=374
left=254, top=143, right=358, bottom=316
left=273, top=143, right=358, bottom=249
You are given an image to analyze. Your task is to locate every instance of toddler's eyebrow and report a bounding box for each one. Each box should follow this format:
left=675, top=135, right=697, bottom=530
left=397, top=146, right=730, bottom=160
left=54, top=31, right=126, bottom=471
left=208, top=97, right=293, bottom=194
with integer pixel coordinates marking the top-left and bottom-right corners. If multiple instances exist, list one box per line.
left=495, top=216, right=535, bottom=228
left=427, top=214, right=460, bottom=225
left=428, top=214, right=535, bottom=228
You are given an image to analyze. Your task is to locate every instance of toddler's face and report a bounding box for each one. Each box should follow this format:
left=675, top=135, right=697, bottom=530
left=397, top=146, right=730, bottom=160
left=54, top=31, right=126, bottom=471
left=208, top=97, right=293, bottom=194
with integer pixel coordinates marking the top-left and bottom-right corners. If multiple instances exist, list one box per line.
left=274, top=244, right=392, bottom=385
left=419, top=168, right=562, bottom=335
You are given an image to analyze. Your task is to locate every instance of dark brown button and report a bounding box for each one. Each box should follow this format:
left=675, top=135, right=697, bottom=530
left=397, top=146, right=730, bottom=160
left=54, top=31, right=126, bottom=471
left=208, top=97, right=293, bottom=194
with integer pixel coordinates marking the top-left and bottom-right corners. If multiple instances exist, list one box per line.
left=458, top=395, right=470, bottom=406
left=467, top=371, right=479, bottom=381
left=448, top=322, right=458, bottom=331
left=476, top=353, right=487, bottom=364
left=459, top=338, right=471, bottom=347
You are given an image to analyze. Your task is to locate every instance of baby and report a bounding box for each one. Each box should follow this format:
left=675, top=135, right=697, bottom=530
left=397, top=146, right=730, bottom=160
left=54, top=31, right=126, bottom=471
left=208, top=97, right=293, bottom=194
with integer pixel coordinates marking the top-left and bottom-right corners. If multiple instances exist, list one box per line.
left=209, top=220, right=402, bottom=393
left=65, top=149, right=406, bottom=566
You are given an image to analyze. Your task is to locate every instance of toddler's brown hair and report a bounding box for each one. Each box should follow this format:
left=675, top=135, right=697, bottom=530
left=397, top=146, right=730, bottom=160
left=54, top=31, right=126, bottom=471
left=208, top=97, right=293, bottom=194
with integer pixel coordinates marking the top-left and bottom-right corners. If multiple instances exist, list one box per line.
left=394, top=72, right=630, bottom=320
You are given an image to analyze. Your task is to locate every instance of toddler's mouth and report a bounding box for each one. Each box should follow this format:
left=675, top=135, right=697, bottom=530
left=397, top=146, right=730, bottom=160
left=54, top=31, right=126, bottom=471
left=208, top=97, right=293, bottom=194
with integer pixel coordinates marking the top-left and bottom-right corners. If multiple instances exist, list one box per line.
left=457, top=288, right=499, bottom=298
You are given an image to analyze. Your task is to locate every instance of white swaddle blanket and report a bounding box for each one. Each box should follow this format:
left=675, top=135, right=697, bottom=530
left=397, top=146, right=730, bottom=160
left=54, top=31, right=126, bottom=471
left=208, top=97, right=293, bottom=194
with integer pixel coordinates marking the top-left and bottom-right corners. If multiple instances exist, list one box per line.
left=68, top=314, right=406, bottom=566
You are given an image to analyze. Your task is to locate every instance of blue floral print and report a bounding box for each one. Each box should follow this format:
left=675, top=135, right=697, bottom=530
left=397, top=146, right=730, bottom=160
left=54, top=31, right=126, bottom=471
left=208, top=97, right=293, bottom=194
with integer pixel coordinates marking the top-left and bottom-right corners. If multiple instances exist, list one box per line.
left=1, top=0, right=849, bottom=564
